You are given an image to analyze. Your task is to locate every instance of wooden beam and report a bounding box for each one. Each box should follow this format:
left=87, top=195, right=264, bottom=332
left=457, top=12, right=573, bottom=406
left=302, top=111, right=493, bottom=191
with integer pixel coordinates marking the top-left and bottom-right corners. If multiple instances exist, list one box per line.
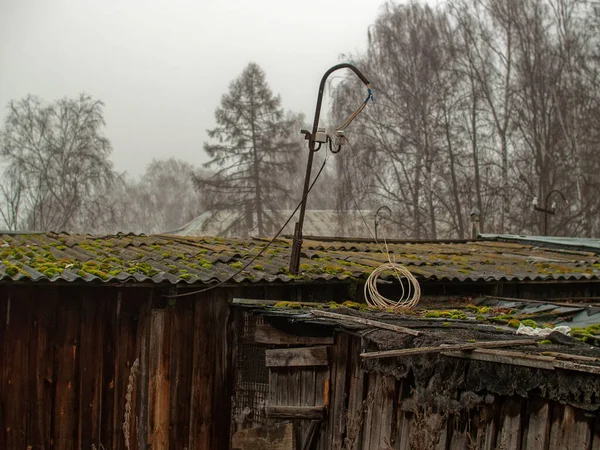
left=310, top=310, right=420, bottom=336
left=540, top=352, right=600, bottom=363
left=442, top=349, right=556, bottom=370
left=233, top=298, right=325, bottom=307
left=266, top=347, right=329, bottom=367
left=266, top=406, right=326, bottom=420
left=360, top=339, right=538, bottom=359
left=251, top=322, right=333, bottom=345
left=553, top=360, right=600, bottom=375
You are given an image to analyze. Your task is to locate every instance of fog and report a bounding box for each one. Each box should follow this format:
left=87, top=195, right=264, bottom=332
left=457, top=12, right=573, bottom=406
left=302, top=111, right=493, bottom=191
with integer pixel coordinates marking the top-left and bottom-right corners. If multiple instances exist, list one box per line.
left=0, top=0, right=382, bottom=175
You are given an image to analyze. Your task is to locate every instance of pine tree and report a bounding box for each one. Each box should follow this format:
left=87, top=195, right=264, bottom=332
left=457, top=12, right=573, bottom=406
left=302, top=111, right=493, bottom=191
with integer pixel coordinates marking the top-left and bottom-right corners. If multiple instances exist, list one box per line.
left=195, top=63, right=299, bottom=236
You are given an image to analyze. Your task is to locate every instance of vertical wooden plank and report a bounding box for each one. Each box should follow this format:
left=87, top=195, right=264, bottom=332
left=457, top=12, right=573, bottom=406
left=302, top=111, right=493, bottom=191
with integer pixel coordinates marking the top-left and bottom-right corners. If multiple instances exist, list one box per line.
left=79, top=295, right=105, bottom=449
left=448, top=414, right=468, bottom=450
left=0, top=286, right=7, bottom=450
left=548, top=404, right=592, bottom=450
left=136, top=296, right=152, bottom=450
left=168, top=297, right=194, bottom=449
left=26, top=288, right=57, bottom=449
left=481, top=403, right=497, bottom=450
left=591, top=414, right=600, bottom=450
left=147, top=307, right=172, bottom=449
left=329, top=333, right=349, bottom=449
left=345, top=336, right=365, bottom=450
left=433, top=413, right=448, bottom=450
left=396, top=411, right=413, bottom=450
left=522, top=398, right=550, bottom=450
left=496, top=397, right=522, bottom=450
left=377, top=376, right=397, bottom=450
left=100, top=291, right=119, bottom=449
left=314, top=368, right=329, bottom=450
left=361, top=373, right=378, bottom=450
left=188, top=293, right=216, bottom=449
left=210, top=291, right=234, bottom=450
left=52, top=293, right=81, bottom=450
left=3, top=287, right=31, bottom=449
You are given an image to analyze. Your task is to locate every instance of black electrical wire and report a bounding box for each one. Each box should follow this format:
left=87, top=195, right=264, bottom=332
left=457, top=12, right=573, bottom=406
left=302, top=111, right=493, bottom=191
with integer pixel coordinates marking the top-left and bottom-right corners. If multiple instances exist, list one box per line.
left=163, top=151, right=331, bottom=298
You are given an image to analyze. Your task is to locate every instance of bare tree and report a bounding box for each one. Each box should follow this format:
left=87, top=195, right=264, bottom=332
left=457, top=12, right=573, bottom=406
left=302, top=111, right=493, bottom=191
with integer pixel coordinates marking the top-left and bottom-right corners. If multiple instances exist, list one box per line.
left=0, top=94, right=118, bottom=232
left=111, top=158, right=205, bottom=234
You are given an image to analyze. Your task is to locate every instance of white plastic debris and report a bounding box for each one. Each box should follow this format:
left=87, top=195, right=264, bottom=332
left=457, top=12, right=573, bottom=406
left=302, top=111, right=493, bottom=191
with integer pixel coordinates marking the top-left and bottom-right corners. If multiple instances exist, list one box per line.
left=516, top=323, right=571, bottom=337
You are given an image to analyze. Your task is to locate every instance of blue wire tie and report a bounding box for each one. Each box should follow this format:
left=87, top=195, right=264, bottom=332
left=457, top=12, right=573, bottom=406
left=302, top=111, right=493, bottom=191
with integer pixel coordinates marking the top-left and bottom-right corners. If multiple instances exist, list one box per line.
left=368, top=87, right=374, bottom=102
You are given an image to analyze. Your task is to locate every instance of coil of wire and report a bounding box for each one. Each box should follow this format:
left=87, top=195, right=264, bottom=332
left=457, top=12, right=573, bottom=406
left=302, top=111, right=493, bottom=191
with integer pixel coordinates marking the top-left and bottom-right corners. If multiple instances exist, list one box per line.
left=364, top=262, right=421, bottom=310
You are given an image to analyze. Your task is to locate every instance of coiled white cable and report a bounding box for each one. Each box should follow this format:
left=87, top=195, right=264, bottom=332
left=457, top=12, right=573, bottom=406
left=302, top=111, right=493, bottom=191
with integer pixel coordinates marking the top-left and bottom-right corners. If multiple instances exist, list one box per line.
left=363, top=260, right=421, bottom=310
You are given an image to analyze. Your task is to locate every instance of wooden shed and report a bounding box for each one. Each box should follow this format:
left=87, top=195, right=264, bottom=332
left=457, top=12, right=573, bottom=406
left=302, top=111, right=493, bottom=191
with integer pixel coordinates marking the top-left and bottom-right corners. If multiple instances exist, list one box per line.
left=230, top=301, right=600, bottom=449
left=1, top=232, right=600, bottom=449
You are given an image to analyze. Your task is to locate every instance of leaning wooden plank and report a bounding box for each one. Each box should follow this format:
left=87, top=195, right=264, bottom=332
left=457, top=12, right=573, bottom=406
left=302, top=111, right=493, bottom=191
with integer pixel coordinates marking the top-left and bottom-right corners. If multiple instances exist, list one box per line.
left=310, top=309, right=420, bottom=336
left=553, top=360, right=600, bottom=375
left=540, top=351, right=600, bottom=363
left=252, top=322, right=333, bottom=345
left=266, top=346, right=329, bottom=367
left=443, top=349, right=556, bottom=370
left=361, top=339, right=538, bottom=359
left=231, top=422, right=296, bottom=450
left=233, top=298, right=324, bottom=307
left=266, top=406, right=326, bottom=420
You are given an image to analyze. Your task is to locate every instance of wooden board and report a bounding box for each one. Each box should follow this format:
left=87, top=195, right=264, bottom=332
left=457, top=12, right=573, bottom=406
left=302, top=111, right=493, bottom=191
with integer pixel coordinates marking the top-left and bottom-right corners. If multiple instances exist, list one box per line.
left=496, top=397, right=522, bottom=450
left=328, top=333, right=349, bottom=449
left=78, top=293, right=104, bottom=449
left=188, top=293, right=217, bottom=450
left=26, top=288, right=56, bottom=450
left=344, top=337, right=365, bottom=450
left=443, top=348, right=555, bottom=370
left=522, top=397, right=550, bottom=450
left=3, top=287, right=31, bottom=450
left=52, top=293, right=81, bottom=450
left=232, top=422, right=295, bottom=450
left=168, top=297, right=195, bottom=449
left=266, top=406, right=325, bottom=420
left=251, top=321, right=333, bottom=345
left=266, top=347, right=329, bottom=368
left=147, top=308, right=172, bottom=449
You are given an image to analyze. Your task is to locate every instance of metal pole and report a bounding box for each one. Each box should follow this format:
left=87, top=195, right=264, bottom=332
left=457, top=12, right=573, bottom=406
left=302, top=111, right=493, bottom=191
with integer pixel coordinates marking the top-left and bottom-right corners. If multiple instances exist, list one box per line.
left=289, top=64, right=370, bottom=274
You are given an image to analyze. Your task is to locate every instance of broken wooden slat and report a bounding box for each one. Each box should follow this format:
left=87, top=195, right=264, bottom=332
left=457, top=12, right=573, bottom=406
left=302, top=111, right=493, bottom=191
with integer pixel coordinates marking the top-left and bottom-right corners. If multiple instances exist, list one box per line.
left=309, top=309, right=420, bottom=336
left=266, top=406, right=326, bottom=420
left=231, top=422, right=296, bottom=450
left=361, top=339, right=538, bottom=359
left=266, top=346, right=329, bottom=368
left=302, top=420, right=322, bottom=450
left=443, top=348, right=556, bottom=370
left=251, top=321, right=333, bottom=345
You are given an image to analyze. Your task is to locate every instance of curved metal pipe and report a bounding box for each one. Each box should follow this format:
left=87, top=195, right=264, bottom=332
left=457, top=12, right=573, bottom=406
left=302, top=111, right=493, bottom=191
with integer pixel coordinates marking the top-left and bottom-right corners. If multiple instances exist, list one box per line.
left=289, top=64, right=371, bottom=274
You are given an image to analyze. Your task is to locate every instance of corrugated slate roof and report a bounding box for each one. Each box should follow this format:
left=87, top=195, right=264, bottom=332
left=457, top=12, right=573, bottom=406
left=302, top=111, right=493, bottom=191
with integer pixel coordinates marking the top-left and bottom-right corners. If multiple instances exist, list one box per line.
left=0, top=232, right=599, bottom=285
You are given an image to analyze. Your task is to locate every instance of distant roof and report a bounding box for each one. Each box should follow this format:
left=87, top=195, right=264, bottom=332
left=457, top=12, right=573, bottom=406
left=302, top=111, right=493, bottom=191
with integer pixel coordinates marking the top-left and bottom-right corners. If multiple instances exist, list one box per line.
left=1, top=232, right=600, bottom=285
left=481, top=234, right=600, bottom=253
left=168, top=209, right=387, bottom=238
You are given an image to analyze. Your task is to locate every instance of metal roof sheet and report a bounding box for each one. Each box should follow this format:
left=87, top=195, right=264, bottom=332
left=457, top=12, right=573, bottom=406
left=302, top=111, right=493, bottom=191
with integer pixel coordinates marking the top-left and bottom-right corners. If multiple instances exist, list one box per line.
left=0, top=232, right=599, bottom=285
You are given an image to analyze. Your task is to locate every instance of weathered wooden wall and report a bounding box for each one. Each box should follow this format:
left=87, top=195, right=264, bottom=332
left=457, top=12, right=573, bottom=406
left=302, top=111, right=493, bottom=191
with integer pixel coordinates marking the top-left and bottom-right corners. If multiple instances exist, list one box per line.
left=0, top=285, right=234, bottom=450
left=233, top=313, right=600, bottom=450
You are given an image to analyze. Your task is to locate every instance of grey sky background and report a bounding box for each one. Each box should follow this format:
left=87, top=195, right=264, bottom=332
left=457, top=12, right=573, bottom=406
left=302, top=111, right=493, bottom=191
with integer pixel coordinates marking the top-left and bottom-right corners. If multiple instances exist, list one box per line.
left=0, top=0, right=383, bottom=177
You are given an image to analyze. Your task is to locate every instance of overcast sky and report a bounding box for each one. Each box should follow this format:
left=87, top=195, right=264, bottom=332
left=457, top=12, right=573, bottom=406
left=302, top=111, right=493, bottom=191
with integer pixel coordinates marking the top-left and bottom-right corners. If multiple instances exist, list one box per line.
left=0, top=0, right=383, bottom=177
